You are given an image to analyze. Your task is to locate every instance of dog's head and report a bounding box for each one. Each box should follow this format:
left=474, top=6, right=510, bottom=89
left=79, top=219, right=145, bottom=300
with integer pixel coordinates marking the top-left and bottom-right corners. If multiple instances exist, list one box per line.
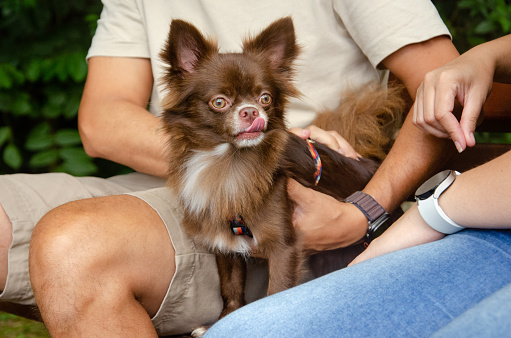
left=160, top=17, right=300, bottom=149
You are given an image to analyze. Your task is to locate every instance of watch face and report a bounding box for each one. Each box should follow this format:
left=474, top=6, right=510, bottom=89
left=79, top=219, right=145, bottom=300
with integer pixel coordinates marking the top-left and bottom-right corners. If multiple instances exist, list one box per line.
left=415, top=170, right=452, bottom=200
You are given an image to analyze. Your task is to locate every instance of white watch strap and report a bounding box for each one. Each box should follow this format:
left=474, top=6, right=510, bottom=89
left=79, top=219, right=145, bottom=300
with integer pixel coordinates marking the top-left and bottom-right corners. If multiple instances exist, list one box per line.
left=417, top=195, right=465, bottom=234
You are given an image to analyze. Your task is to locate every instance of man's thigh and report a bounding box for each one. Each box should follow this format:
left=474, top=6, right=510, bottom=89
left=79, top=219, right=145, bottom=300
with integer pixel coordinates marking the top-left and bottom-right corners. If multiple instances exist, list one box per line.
left=30, top=195, right=175, bottom=316
left=30, top=188, right=228, bottom=336
left=0, top=172, right=164, bottom=306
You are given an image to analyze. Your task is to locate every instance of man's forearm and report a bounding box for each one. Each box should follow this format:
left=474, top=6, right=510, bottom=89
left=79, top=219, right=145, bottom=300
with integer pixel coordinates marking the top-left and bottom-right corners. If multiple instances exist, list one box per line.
left=79, top=57, right=169, bottom=178
left=364, top=111, right=455, bottom=212
left=79, top=99, right=169, bottom=178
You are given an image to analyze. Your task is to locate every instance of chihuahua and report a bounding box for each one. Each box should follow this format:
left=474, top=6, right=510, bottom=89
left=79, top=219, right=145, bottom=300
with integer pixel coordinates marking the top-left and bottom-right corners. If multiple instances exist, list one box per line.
left=159, top=17, right=403, bottom=336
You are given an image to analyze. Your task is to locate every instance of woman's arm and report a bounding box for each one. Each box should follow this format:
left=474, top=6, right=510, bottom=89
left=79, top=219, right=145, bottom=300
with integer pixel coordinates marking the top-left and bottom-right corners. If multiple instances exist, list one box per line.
left=351, top=150, right=511, bottom=265
left=414, top=34, right=511, bottom=152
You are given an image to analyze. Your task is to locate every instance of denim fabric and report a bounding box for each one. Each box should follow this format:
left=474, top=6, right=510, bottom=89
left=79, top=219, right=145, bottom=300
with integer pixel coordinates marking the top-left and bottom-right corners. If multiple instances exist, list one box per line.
left=432, top=283, right=511, bottom=338
left=205, top=229, right=511, bottom=337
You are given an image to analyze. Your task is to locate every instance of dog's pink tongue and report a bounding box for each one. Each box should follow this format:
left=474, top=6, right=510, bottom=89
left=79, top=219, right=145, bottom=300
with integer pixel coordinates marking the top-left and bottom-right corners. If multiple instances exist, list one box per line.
left=244, top=117, right=265, bottom=133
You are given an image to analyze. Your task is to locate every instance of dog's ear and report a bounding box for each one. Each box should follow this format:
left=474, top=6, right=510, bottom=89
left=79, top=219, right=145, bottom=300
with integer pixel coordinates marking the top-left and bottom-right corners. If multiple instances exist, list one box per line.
left=160, top=20, right=218, bottom=76
left=243, top=17, right=298, bottom=72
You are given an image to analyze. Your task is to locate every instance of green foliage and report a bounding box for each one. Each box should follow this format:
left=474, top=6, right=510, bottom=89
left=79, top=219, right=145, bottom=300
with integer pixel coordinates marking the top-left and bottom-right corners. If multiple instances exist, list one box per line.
left=1, top=1, right=510, bottom=177
left=434, top=0, right=511, bottom=52
left=0, top=0, right=130, bottom=176
left=0, top=312, right=49, bottom=337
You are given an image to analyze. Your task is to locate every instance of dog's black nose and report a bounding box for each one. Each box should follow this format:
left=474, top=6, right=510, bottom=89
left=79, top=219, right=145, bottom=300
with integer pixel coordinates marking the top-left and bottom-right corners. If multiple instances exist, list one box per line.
left=239, top=107, right=259, bottom=123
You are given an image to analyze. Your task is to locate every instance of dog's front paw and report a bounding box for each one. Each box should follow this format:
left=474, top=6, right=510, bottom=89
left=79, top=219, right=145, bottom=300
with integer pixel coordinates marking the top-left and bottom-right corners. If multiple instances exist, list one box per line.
left=191, top=326, right=210, bottom=338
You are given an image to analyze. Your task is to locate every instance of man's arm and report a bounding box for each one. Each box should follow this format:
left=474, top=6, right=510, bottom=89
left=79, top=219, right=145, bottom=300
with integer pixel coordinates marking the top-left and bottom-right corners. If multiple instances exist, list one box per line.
left=78, top=57, right=169, bottom=177
left=365, top=36, right=460, bottom=212
left=290, top=36, right=461, bottom=251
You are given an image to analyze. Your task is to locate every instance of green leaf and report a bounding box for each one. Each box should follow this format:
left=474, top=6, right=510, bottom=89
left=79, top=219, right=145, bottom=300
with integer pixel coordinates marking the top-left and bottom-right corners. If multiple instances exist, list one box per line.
left=67, top=52, right=88, bottom=82
left=0, top=127, right=11, bottom=147
left=474, top=20, right=495, bottom=34
left=0, top=66, right=12, bottom=89
left=42, top=103, right=62, bottom=119
left=54, top=129, right=82, bottom=146
left=54, top=55, right=69, bottom=81
left=3, top=143, right=23, bottom=170
left=457, top=0, right=474, bottom=9
left=25, top=59, right=41, bottom=82
left=29, top=149, right=59, bottom=168
left=57, top=147, right=97, bottom=176
left=59, top=147, right=89, bottom=161
left=63, top=96, right=80, bottom=119
left=25, top=123, right=54, bottom=151
left=57, top=159, right=97, bottom=176
left=0, top=64, right=25, bottom=89
left=10, top=92, right=32, bottom=116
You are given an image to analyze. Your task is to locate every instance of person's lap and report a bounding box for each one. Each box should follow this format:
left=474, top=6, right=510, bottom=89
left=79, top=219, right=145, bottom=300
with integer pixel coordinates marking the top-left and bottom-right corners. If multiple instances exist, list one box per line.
left=432, top=282, right=511, bottom=338
left=0, top=172, right=165, bottom=305
left=0, top=172, right=268, bottom=336
left=206, top=229, right=511, bottom=337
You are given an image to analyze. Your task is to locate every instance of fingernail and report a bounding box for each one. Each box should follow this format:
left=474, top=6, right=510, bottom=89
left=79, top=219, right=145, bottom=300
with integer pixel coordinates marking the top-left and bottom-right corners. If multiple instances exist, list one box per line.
left=454, top=141, right=463, bottom=153
left=469, top=132, right=476, bottom=144
left=338, top=147, right=344, bottom=155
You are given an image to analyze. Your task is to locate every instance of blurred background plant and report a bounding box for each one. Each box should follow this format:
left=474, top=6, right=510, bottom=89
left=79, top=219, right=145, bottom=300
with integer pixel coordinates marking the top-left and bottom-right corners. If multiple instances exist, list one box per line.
left=0, top=0, right=510, bottom=177
left=0, top=0, right=510, bottom=335
left=434, top=0, right=511, bottom=52
left=0, top=0, right=131, bottom=177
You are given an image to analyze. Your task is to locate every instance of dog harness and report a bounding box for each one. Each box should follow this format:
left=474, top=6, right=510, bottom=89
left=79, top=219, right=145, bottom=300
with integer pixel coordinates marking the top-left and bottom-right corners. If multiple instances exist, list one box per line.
left=230, top=139, right=323, bottom=237
left=230, top=215, right=252, bottom=237
left=306, top=139, right=322, bottom=186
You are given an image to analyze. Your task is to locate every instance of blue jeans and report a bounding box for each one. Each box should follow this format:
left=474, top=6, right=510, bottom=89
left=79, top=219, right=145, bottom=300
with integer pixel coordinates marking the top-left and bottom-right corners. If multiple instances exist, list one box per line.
left=206, top=229, right=511, bottom=337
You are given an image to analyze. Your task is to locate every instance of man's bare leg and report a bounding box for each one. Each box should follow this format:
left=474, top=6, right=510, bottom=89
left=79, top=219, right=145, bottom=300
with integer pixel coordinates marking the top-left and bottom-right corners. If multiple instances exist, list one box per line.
left=30, top=195, right=175, bottom=337
left=0, top=203, right=12, bottom=292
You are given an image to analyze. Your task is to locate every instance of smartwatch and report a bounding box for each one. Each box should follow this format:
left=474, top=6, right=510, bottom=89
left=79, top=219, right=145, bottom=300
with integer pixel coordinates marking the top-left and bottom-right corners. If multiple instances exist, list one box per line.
left=415, top=170, right=465, bottom=234
left=344, top=191, right=389, bottom=243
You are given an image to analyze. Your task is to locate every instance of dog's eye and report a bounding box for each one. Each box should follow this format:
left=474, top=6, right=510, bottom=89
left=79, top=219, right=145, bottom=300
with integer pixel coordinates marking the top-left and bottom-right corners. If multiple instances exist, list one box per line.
left=210, top=97, right=229, bottom=110
left=259, top=93, right=272, bottom=106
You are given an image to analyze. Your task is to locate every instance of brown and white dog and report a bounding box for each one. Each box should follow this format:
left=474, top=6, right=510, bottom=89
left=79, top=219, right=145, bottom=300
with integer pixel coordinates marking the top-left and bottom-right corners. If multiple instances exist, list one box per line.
left=159, top=17, right=404, bottom=335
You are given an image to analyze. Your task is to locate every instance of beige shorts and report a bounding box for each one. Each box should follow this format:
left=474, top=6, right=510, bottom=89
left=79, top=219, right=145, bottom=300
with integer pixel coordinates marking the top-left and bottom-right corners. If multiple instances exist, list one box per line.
left=0, top=172, right=267, bottom=335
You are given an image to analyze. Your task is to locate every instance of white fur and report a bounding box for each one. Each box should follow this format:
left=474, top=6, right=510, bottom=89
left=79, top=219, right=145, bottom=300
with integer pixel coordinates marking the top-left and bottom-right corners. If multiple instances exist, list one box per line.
left=208, top=234, right=256, bottom=256
left=191, top=327, right=208, bottom=338
left=180, top=143, right=232, bottom=216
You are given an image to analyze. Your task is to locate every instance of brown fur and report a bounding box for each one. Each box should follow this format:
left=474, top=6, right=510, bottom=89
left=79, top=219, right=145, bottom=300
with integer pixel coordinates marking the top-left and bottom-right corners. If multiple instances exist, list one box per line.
left=159, top=18, right=404, bottom=335
left=313, top=83, right=404, bottom=161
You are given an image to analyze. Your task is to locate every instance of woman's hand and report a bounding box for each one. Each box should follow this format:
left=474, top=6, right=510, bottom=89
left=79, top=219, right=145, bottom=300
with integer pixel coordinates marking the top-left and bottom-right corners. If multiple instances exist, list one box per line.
left=413, top=45, right=494, bottom=153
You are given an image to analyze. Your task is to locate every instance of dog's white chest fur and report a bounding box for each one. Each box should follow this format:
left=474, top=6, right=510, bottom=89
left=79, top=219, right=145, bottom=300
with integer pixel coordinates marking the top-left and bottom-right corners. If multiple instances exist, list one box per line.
left=180, top=143, right=234, bottom=215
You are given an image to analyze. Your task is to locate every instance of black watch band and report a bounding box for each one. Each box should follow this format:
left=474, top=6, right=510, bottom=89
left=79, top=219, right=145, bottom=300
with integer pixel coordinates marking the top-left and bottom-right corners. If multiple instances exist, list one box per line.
left=344, top=191, right=389, bottom=243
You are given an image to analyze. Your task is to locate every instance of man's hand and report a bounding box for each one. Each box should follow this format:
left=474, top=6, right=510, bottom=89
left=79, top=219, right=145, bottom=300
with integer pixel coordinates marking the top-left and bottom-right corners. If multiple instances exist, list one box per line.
left=288, top=126, right=360, bottom=160
left=286, top=125, right=366, bottom=252
left=287, top=179, right=368, bottom=252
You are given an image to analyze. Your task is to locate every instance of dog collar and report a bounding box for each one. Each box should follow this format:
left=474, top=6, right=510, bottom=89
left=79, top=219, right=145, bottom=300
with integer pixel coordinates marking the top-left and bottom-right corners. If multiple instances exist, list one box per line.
left=229, top=215, right=252, bottom=237
left=306, top=139, right=322, bottom=186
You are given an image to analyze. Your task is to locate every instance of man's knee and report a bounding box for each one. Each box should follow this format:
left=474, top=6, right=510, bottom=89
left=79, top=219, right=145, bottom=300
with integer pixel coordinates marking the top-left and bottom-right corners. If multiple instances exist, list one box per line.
left=29, top=195, right=175, bottom=320
left=29, top=199, right=106, bottom=294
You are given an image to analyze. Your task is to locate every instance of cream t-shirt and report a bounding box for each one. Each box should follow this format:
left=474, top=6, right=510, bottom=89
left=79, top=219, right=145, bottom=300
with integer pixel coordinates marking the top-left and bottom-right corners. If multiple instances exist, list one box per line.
left=87, top=0, right=450, bottom=128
